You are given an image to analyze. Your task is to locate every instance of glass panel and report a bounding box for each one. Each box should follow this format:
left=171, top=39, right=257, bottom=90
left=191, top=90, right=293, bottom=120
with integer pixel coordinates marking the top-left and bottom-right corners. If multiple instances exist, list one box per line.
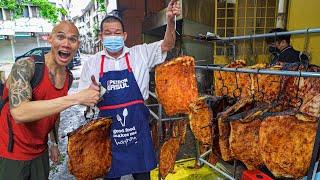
left=0, top=9, right=3, bottom=20
left=23, top=6, right=29, bottom=18
left=31, top=50, right=43, bottom=56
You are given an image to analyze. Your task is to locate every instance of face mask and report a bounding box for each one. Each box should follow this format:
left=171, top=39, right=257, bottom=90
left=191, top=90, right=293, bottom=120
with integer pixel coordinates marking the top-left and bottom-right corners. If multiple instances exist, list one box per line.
left=268, top=46, right=280, bottom=56
left=103, top=36, right=124, bottom=53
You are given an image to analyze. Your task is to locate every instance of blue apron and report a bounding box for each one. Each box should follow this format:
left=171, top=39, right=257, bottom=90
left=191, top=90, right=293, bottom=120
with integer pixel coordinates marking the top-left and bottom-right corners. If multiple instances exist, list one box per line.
left=97, top=54, right=157, bottom=178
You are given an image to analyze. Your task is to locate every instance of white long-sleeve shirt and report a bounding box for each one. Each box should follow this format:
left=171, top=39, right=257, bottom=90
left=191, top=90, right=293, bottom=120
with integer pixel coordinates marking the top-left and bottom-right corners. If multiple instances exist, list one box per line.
left=78, top=40, right=167, bottom=100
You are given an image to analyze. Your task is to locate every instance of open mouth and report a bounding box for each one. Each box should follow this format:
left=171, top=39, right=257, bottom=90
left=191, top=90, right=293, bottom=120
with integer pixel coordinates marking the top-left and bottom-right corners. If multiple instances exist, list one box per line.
left=58, top=50, right=71, bottom=62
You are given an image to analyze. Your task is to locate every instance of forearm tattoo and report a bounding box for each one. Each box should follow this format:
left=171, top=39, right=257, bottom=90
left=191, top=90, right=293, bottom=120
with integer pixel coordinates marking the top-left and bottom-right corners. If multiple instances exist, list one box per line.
left=8, top=58, right=35, bottom=109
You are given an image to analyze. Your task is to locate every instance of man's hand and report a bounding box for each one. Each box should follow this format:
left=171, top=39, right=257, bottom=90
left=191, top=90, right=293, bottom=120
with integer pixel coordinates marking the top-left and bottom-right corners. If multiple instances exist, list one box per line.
left=166, top=0, right=181, bottom=22
left=49, top=144, right=60, bottom=165
left=74, top=76, right=100, bottom=107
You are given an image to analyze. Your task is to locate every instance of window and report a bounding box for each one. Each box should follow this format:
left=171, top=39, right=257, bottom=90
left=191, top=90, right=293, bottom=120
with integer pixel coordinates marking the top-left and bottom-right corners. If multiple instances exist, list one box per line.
left=23, top=6, right=29, bottom=18
left=0, top=9, right=3, bottom=20
left=4, top=9, right=11, bottom=20
left=30, top=6, right=38, bottom=18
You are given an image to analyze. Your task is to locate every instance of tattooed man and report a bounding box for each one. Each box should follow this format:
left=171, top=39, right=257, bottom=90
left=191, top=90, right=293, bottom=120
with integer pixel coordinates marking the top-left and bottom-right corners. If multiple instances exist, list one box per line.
left=0, top=21, right=100, bottom=180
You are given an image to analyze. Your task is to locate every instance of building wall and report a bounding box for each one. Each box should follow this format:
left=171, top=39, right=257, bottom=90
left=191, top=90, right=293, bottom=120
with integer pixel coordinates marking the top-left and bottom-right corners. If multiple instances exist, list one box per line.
left=0, top=0, right=63, bottom=63
left=14, top=38, right=49, bottom=57
left=118, top=0, right=145, bottom=47
left=287, top=0, right=320, bottom=65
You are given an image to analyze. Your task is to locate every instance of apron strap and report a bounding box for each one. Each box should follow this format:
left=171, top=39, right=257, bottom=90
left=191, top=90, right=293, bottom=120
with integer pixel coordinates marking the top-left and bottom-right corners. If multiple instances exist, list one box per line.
left=100, top=55, right=105, bottom=78
left=125, top=53, right=132, bottom=72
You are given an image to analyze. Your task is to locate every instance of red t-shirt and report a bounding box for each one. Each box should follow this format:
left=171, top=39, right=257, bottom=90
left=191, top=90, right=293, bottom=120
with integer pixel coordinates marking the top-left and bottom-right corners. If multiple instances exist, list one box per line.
left=0, top=66, right=70, bottom=160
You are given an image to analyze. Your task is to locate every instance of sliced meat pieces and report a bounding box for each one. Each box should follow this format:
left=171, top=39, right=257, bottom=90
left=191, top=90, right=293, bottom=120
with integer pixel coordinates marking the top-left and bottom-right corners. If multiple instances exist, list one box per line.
left=67, top=118, right=112, bottom=180
left=155, top=56, right=198, bottom=116
left=159, top=137, right=181, bottom=179
left=259, top=113, right=317, bottom=178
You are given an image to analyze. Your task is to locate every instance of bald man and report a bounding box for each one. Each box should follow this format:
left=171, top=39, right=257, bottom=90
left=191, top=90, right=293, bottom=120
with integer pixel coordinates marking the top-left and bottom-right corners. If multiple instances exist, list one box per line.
left=0, top=21, right=100, bottom=180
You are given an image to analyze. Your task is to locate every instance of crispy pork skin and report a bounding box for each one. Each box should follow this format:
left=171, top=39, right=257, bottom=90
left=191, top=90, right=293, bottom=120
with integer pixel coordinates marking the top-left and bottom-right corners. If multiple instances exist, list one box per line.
left=218, top=97, right=254, bottom=161
left=214, top=60, right=249, bottom=98
left=68, top=118, right=112, bottom=180
left=189, top=97, right=212, bottom=146
left=172, top=120, right=188, bottom=145
left=259, top=113, right=317, bottom=178
left=155, top=56, right=198, bottom=116
left=230, top=119, right=263, bottom=170
left=159, top=137, right=180, bottom=179
left=280, top=64, right=320, bottom=117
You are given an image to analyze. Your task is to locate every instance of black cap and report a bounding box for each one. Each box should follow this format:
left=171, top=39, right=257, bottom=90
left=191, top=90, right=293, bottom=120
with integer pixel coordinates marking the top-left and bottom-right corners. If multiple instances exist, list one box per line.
left=100, top=10, right=124, bottom=31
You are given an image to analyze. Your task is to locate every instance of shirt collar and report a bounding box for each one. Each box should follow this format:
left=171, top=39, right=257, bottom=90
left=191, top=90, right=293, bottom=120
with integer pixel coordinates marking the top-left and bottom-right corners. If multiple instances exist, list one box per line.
left=101, top=46, right=130, bottom=60
left=280, top=46, right=292, bottom=53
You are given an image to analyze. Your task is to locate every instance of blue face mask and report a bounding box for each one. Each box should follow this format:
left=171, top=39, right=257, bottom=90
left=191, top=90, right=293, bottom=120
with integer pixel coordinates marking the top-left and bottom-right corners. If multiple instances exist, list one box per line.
left=103, top=36, right=124, bottom=53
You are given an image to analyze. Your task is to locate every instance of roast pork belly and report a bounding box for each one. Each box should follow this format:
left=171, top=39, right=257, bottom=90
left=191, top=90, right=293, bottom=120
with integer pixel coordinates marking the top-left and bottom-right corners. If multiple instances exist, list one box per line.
left=280, top=63, right=320, bottom=117
left=229, top=118, right=263, bottom=170
left=214, top=60, right=250, bottom=98
left=172, top=119, right=188, bottom=145
left=251, top=65, right=282, bottom=103
left=155, top=56, right=198, bottom=116
left=67, top=118, right=112, bottom=180
left=189, top=97, right=213, bottom=146
left=217, top=97, right=255, bottom=161
left=159, top=137, right=181, bottom=179
left=259, top=112, right=317, bottom=178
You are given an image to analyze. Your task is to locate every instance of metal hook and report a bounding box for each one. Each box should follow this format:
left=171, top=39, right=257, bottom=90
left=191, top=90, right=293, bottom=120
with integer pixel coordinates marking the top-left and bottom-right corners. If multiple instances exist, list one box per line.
left=232, top=67, right=242, bottom=98
left=289, top=70, right=303, bottom=109
left=254, top=68, right=265, bottom=102
left=218, top=66, right=228, bottom=96
left=302, top=28, right=311, bottom=62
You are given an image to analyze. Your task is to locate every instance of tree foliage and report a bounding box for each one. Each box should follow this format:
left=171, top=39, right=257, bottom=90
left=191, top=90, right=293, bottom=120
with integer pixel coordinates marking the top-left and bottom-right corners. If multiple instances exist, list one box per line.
left=0, top=0, right=67, bottom=23
left=95, top=0, right=106, bottom=12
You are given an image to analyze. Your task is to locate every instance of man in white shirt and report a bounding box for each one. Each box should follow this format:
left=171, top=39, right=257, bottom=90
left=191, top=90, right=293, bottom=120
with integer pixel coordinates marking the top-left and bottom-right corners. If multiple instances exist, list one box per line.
left=78, top=1, right=181, bottom=180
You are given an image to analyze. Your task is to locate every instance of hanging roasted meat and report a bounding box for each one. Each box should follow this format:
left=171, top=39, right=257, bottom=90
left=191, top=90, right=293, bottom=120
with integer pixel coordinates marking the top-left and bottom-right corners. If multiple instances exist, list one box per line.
left=217, top=97, right=255, bottom=161
left=172, top=119, right=188, bottom=145
left=251, top=65, right=282, bottom=103
left=150, top=120, right=159, bottom=150
left=159, top=137, right=181, bottom=179
left=67, top=118, right=112, bottom=180
left=214, top=60, right=250, bottom=98
left=155, top=56, right=199, bottom=116
left=189, top=97, right=212, bottom=146
left=229, top=118, right=263, bottom=170
left=259, top=112, right=317, bottom=178
left=279, top=63, right=320, bottom=117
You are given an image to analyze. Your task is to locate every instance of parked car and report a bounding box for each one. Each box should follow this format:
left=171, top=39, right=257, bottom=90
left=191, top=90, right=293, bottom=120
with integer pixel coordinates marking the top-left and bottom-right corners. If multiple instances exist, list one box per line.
left=15, top=47, right=81, bottom=70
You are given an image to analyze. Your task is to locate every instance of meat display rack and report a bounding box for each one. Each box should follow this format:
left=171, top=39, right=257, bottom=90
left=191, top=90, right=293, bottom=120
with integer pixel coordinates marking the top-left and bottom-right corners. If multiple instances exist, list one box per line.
left=195, top=27, right=320, bottom=180
left=148, top=28, right=320, bottom=180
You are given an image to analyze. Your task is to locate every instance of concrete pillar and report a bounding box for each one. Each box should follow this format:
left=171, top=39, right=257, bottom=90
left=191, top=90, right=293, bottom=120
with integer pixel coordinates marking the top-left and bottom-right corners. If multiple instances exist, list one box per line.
left=36, top=35, right=40, bottom=47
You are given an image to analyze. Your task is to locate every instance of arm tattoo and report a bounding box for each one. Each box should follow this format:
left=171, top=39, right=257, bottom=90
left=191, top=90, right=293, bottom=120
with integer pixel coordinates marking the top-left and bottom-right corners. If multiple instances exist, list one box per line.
left=8, top=58, right=35, bottom=109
